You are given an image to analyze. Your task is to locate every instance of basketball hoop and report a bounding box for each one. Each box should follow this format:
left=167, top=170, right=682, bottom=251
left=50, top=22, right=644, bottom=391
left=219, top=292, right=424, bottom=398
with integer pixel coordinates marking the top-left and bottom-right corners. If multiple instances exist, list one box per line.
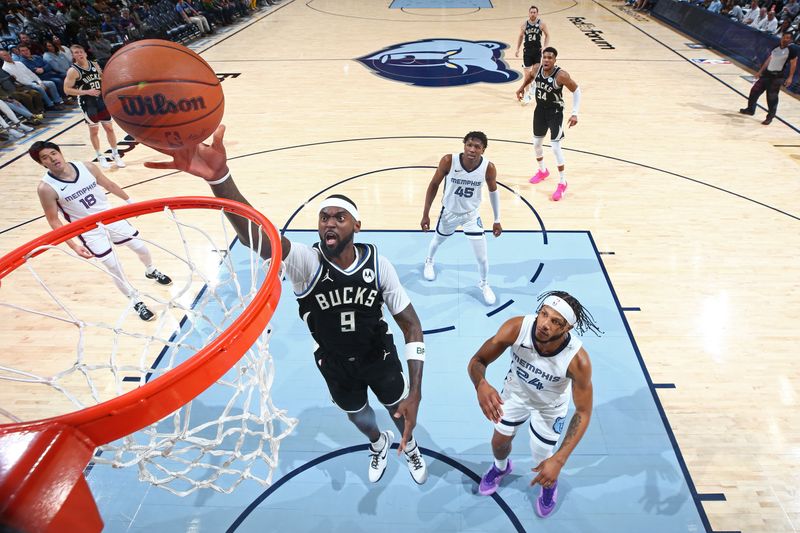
left=0, top=197, right=297, bottom=532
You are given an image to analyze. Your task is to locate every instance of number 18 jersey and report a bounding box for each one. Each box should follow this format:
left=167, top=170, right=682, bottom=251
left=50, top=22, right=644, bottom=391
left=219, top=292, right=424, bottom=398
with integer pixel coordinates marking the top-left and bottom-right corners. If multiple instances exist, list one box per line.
left=41, top=161, right=109, bottom=222
left=442, top=153, right=489, bottom=215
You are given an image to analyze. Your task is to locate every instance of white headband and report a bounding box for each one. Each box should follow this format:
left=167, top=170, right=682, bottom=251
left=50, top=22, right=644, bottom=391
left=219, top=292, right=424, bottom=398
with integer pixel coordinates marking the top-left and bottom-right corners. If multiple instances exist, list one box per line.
left=541, top=295, right=577, bottom=326
left=318, top=197, right=360, bottom=221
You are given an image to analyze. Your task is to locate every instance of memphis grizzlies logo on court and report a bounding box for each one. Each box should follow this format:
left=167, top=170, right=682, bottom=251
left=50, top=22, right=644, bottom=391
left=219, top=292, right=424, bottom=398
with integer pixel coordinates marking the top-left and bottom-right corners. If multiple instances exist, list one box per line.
left=357, top=39, right=520, bottom=87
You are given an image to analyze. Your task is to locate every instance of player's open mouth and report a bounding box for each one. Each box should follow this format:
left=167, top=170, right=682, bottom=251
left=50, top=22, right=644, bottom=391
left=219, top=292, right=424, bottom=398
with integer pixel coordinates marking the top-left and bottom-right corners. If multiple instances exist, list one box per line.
left=324, top=232, right=337, bottom=246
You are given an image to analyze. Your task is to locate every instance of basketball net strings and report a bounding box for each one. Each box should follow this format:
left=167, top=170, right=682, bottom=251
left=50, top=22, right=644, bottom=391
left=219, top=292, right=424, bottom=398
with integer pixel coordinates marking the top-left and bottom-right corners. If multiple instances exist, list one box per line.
left=0, top=207, right=297, bottom=496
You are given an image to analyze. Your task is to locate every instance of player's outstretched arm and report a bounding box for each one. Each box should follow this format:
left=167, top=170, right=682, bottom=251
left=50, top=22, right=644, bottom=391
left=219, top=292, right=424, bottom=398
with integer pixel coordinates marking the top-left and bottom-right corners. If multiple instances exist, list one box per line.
left=145, top=124, right=291, bottom=261
left=420, top=154, right=450, bottom=232
left=392, top=302, right=424, bottom=453
left=467, top=317, right=521, bottom=423
left=531, top=348, right=592, bottom=487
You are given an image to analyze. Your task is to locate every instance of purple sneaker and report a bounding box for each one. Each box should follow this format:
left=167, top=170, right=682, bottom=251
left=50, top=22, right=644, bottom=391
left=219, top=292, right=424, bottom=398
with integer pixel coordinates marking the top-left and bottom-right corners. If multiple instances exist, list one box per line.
left=534, top=480, right=558, bottom=518
left=478, top=460, right=513, bottom=495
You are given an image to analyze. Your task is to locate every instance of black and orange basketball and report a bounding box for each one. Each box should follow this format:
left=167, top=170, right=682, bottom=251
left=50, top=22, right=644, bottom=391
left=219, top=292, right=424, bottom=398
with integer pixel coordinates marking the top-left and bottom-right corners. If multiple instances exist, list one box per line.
left=102, top=40, right=224, bottom=150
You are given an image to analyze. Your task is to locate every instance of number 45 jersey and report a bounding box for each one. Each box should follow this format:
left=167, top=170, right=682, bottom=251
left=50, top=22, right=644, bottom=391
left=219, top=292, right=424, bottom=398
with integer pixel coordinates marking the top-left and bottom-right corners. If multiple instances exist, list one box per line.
left=442, top=153, right=489, bottom=215
left=504, top=314, right=583, bottom=410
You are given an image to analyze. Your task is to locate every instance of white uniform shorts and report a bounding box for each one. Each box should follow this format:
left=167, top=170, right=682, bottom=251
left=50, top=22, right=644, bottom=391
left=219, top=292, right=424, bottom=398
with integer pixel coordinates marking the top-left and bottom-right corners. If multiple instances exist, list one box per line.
left=79, top=220, right=139, bottom=258
left=435, top=208, right=484, bottom=240
left=493, top=385, right=569, bottom=448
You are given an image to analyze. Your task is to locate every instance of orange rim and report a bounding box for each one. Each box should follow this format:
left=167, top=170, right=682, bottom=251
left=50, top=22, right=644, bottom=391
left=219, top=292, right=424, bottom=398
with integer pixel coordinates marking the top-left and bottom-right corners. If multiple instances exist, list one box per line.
left=0, top=196, right=282, bottom=446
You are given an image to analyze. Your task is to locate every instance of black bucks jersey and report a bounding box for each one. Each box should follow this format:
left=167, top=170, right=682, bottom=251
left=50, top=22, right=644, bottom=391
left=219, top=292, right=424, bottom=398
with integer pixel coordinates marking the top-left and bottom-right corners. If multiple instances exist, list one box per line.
left=524, top=19, right=543, bottom=52
left=71, top=62, right=109, bottom=117
left=534, top=66, right=564, bottom=109
left=297, top=243, right=392, bottom=359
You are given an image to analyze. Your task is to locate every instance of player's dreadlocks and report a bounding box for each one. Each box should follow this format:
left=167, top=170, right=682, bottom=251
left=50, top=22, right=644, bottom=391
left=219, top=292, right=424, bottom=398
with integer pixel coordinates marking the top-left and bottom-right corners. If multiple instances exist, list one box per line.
left=537, top=290, right=603, bottom=336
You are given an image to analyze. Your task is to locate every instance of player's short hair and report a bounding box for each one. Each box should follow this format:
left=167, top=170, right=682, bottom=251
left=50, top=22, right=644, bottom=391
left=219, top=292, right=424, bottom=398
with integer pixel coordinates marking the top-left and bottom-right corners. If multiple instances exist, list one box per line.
left=529, top=5, right=538, bottom=10
left=543, top=46, right=558, bottom=57
left=70, top=43, right=85, bottom=51
left=463, top=131, right=488, bottom=148
left=28, top=141, right=61, bottom=163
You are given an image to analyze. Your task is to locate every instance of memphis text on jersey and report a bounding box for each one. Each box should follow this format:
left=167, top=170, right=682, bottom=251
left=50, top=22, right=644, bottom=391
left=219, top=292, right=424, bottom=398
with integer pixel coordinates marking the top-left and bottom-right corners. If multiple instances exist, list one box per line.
left=567, top=17, right=615, bottom=50
left=117, top=94, right=207, bottom=117
left=314, top=286, right=379, bottom=310
left=513, top=351, right=562, bottom=390
left=63, top=180, right=98, bottom=202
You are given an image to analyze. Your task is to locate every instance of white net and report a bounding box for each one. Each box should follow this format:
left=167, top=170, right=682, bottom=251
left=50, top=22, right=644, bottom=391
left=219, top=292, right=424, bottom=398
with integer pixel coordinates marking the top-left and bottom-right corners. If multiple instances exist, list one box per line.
left=0, top=201, right=297, bottom=496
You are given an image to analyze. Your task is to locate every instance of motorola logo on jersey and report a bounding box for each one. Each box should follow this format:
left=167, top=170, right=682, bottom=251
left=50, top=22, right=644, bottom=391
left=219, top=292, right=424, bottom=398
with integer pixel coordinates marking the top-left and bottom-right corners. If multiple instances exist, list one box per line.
left=362, top=268, right=375, bottom=283
left=357, top=39, right=520, bottom=87
left=117, top=94, right=207, bottom=117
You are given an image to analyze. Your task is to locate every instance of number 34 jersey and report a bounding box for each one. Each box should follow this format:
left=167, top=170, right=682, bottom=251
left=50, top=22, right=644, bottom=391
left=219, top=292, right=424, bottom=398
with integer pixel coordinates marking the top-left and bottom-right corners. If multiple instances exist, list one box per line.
left=442, top=153, right=489, bottom=215
left=41, top=161, right=110, bottom=221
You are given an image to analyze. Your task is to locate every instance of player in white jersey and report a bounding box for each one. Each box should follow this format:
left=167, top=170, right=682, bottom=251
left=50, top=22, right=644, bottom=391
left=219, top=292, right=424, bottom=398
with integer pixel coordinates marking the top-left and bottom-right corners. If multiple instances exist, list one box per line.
left=468, top=291, right=601, bottom=518
left=420, top=131, right=502, bottom=305
left=30, top=141, right=172, bottom=322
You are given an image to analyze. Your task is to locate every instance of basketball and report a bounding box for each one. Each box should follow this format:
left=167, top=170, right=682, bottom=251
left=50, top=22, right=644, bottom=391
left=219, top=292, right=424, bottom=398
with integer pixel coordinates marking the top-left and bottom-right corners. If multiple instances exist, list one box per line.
left=101, top=39, right=224, bottom=150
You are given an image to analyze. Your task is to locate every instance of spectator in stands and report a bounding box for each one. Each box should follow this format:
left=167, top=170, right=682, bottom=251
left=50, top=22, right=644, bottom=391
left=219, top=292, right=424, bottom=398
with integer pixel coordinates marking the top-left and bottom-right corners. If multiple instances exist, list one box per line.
left=100, top=13, right=122, bottom=42
left=17, top=44, right=68, bottom=99
left=52, top=36, right=73, bottom=63
left=0, top=67, right=45, bottom=117
left=739, top=32, right=798, bottom=125
left=17, top=32, right=45, bottom=56
left=199, top=0, right=231, bottom=26
left=36, top=4, right=68, bottom=37
left=731, top=0, right=758, bottom=21
left=176, top=0, right=212, bottom=35
left=4, top=14, right=24, bottom=36
left=117, top=8, right=142, bottom=40
left=0, top=48, right=65, bottom=110
left=780, top=0, right=800, bottom=21
left=43, top=40, right=72, bottom=76
left=708, top=0, right=724, bottom=13
left=745, top=6, right=768, bottom=27
left=761, top=10, right=779, bottom=31
left=0, top=99, right=34, bottom=138
left=87, top=29, right=113, bottom=67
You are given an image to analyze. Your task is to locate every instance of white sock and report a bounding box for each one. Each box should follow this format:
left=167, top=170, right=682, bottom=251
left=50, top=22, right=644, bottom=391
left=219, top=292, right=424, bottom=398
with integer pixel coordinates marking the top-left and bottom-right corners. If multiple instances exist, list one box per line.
left=538, top=159, right=546, bottom=171
left=494, top=457, right=508, bottom=471
left=559, top=169, right=566, bottom=185
left=111, top=148, right=119, bottom=156
left=370, top=433, right=386, bottom=451
left=405, top=437, right=417, bottom=453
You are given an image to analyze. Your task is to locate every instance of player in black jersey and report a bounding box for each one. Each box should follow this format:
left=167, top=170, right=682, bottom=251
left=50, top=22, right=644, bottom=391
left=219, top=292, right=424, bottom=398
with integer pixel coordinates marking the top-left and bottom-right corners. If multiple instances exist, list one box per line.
left=63, top=44, right=125, bottom=169
left=145, top=126, right=429, bottom=485
left=515, top=5, right=550, bottom=104
left=516, top=47, right=581, bottom=202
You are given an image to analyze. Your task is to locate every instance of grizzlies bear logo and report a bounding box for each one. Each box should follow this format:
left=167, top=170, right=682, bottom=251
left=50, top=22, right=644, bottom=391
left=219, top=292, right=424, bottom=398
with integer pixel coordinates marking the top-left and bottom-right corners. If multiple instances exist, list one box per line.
left=357, top=38, right=520, bottom=87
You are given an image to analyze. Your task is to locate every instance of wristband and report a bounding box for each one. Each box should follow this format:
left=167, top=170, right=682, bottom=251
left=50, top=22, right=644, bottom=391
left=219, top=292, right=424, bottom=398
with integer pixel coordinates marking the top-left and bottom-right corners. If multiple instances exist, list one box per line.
left=207, top=170, right=231, bottom=186
left=405, top=341, right=426, bottom=362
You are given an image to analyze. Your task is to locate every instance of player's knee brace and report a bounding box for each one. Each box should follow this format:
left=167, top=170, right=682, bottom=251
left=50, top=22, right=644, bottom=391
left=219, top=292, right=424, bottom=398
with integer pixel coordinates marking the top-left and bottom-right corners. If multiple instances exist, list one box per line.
left=533, top=136, right=545, bottom=158
left=550, top=140, right=565, bottom=166
left=529, top=430, right=555, bottom=465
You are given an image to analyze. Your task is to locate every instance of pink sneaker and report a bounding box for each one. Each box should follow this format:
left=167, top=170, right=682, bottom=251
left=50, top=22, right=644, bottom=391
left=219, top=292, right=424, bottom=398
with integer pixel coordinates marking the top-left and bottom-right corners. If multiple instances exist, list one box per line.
left=529, top=169, right=549, bottom=184
left=552, top=182, right=567, bottom=201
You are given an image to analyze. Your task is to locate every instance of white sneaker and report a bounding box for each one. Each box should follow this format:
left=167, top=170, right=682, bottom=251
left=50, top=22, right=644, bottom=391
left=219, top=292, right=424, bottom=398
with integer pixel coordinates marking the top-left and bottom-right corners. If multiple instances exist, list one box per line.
left=404, top=440, right=428, bottom=484
left=423, top=257, right=435, bottom=281
left=113, top=154, right=126, bottom=168
left=15, top=122, right=33, bottom=132
left=7, top=128, right=25, bottom=139
left=479, top=281, right=496, bottom=306
left=97, top=155, right=111, bottom=168
left=368, top=430, right=394, bottom=483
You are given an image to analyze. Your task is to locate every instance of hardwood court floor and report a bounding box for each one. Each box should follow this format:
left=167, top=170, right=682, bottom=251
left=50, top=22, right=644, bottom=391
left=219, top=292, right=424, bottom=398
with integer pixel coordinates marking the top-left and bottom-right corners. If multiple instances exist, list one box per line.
left=1, top=1, right=799, bottom=531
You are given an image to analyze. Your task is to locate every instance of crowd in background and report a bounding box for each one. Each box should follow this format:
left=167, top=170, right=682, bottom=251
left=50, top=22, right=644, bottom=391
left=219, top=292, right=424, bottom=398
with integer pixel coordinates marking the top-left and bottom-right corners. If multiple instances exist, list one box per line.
left=0, top=0, right=277, bottom=145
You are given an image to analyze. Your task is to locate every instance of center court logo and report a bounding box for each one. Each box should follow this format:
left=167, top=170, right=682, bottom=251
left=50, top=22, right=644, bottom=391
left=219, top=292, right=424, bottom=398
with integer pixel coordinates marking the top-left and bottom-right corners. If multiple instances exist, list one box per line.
left=357, top=38, right=520, bottom=87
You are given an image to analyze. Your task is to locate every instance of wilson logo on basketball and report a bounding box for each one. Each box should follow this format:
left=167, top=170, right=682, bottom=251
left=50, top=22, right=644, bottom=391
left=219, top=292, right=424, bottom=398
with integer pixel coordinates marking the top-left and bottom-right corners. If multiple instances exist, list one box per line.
left=117, top=94, right=208, bottom=116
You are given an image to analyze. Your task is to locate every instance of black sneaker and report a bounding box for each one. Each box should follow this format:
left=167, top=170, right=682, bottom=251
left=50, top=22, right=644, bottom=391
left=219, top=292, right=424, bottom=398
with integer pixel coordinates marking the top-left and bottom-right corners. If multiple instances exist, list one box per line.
left=145, top=269, right=172, bottom=285
left=739, top=107, right=755, bottom=116
left=134, top=301, right=155, bottom=321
